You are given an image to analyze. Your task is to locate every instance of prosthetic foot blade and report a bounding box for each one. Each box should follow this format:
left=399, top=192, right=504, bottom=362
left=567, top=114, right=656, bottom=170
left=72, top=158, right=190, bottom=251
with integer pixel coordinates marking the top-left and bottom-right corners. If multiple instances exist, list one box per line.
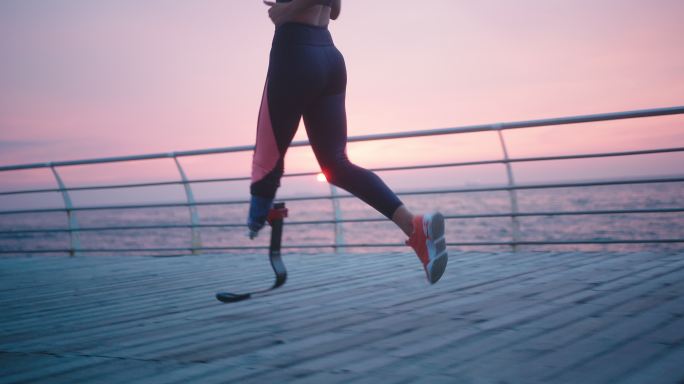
left=216, top=292, right=252, bottom=303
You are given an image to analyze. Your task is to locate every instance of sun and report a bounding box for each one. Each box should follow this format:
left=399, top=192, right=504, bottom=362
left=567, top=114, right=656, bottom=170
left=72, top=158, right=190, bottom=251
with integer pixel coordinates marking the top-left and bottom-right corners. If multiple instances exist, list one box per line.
left=316, top=173, right=327, bottom=182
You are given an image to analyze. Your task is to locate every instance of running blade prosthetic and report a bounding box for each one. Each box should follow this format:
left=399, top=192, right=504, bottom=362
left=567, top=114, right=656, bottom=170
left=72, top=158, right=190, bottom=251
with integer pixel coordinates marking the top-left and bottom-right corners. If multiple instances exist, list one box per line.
left=216, top=202, right=288, bottom=303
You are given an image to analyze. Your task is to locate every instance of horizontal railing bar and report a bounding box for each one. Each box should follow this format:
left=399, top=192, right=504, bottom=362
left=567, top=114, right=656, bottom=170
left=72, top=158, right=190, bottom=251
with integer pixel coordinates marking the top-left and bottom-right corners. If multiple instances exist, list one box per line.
left=343, top=239, right=684, bottom=246
left=397, top=176, right=684, bottom=196
left=0, top=207, right=72, bottom=215
left=2, top=175, right=683, bottom=216
left=0, top=224, right=238, bottom=234
left=347, top=146, right=684, bottom=176
left=0, top=147, right=257, bottom=172
left=4, top=146, right=683, bottom=197
left=2, top=237, right=684, bottom=254
left=342, top=106, right=684, bottom=143
left=0, top=174, right=310, bottom=196
left=508, top=146, right=684, bottom=163
left=447, top=207, right=684, bottom=218
left=3, top=225, right=239, bottom=233
left=0, top=173, right=315, bottom=196
left=3, top=207, right=684, bottom=235
left=1, top=106, right=682, bottom=172
left=0, top=178, right=245, bottom=196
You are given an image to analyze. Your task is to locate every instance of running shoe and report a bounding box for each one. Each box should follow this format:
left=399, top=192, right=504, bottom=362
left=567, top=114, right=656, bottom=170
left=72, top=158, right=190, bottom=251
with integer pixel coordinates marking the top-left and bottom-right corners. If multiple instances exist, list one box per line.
left=405, top=212, right=448, bottom=284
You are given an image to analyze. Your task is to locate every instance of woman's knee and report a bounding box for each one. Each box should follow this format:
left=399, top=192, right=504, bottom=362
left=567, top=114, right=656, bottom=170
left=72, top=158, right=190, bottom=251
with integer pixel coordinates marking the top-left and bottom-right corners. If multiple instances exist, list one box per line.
left=320, top=157, right=359, bottom=186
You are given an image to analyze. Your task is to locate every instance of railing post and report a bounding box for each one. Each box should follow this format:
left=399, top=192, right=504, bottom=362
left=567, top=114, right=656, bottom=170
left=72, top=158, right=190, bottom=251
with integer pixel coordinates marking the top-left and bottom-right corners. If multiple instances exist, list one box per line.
left=330, top=184, right=345, bottom=253
left=495, top=127, right=521, bottom=252
left=173, top=156, right=202, bottom=254
left=49, top=165, right=81, bottom=256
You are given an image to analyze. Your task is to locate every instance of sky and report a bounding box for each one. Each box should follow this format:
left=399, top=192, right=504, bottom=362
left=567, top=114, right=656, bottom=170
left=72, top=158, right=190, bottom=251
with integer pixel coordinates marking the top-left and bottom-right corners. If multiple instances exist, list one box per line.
left=0, top=0, right=683, bottom=197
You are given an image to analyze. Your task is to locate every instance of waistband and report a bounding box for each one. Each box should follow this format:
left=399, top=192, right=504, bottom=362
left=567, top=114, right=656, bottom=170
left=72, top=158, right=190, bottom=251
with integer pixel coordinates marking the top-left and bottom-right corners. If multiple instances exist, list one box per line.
left=272, top=22, right=333, bottom=46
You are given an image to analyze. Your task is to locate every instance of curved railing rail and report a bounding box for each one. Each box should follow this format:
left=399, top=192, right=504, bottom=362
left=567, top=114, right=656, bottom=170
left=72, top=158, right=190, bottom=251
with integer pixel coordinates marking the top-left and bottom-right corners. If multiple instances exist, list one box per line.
left=1, top=106, right=683, bottom=256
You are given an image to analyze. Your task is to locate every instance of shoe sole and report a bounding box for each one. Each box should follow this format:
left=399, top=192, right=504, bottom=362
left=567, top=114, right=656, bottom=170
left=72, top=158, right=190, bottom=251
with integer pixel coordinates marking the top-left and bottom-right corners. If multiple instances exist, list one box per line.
left=426, top=212, right=448, bottom=284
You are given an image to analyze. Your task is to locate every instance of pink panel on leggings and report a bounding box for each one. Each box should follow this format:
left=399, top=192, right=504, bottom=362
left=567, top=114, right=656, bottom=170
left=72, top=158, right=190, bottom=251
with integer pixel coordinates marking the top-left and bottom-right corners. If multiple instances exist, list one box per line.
left=251, top=80, right=280, bottom=182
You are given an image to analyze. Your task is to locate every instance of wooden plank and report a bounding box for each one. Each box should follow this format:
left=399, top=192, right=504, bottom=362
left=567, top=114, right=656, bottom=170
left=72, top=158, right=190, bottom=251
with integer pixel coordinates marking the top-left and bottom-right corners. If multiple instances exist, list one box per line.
left=0, top=250, right=682, bottom=384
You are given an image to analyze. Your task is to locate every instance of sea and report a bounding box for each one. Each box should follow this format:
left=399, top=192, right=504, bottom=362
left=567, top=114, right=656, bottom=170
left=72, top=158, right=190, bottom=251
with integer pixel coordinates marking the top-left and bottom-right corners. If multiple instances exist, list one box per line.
left=1, top=182, right=683, bottom=256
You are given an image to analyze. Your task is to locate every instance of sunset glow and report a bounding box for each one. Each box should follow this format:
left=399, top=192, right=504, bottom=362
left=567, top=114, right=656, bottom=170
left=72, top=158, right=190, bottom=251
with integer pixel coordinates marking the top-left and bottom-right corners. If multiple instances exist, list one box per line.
left=317, top=173, right=328, bottom=183
left=1, top=0, right=683, bottom=190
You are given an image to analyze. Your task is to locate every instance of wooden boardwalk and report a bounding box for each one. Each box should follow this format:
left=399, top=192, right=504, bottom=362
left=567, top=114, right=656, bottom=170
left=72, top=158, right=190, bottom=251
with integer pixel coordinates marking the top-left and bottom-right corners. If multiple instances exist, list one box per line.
left=1, top=250, right=683, bottom=384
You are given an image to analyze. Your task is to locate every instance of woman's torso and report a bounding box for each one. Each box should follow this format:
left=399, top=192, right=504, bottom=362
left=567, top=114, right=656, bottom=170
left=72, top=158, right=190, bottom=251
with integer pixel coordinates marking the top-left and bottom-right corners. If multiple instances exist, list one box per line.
left=276, top=0, right=332, bottom=28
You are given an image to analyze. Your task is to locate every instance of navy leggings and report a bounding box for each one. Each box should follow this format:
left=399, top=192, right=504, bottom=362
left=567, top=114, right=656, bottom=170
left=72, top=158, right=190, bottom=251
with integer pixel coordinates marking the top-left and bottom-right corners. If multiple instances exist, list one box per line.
left=250, top=22, right=403, bottom=219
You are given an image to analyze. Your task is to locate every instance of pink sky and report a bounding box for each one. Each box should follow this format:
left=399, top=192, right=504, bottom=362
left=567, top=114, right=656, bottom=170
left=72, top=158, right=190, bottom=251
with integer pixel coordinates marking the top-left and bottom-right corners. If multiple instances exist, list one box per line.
left=1, top=0, right=683, bottom=194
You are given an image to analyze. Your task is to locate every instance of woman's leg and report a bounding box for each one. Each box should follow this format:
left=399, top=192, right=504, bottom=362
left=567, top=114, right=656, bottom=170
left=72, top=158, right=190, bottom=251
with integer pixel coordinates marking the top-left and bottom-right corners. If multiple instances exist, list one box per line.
left=302, top=46, right=447, bottom=283
left=301, top=47, right=417, bottom=235
left=302, top=90, right=406, bottom=222
left=303, top=88, right=447, bottom=283
left=392, top=205, right=415, bottom=237
left=248, top=72, right=304, bottom=235
left=303, top=91, right=414, bottom=237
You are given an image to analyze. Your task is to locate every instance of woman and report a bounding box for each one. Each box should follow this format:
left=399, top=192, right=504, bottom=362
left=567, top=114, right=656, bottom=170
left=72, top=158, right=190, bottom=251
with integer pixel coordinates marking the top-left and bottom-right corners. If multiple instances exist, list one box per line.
left=248, top=0, right=448, bottom=284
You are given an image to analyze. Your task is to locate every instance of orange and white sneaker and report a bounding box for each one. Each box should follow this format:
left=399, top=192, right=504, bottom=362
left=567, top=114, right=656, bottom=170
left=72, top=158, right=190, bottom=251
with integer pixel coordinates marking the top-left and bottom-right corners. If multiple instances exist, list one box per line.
left=405, top=212, right=448, bottom=284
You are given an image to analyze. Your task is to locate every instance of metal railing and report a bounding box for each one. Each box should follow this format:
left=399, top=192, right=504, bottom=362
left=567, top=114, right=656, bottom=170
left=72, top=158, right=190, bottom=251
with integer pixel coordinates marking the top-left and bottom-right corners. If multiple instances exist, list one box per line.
left=1, top=106, right=683, bottom=256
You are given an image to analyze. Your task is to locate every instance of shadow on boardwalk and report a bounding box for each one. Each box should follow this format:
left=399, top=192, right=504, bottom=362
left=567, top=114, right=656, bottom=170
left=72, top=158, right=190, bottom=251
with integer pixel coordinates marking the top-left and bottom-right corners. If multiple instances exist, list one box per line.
left=1, top=251, right=683, bottom=384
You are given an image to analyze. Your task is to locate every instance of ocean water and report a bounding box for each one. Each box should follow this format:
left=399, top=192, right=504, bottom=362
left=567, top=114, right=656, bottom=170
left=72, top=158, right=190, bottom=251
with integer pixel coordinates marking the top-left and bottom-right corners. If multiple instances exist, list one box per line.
left=1, top=182, right=683, bottom=256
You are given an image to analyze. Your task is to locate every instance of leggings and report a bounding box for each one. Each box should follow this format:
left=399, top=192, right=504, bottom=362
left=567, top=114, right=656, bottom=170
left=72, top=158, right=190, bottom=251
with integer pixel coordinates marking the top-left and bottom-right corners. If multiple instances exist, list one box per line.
left=250, top=22, right=403, bottom=219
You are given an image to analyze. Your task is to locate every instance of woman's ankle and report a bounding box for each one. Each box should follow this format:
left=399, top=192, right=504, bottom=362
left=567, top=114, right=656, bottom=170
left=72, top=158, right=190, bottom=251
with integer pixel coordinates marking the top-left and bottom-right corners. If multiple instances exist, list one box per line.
left=391, top=205, right=414, bottom=237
